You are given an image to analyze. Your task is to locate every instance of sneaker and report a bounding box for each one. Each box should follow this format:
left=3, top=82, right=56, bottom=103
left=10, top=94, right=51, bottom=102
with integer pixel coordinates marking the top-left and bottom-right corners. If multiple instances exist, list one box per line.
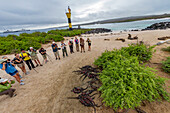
left=25, top=71, right=29, bottom=75
left=19, top=74, right=22, bottom=78
left=36, top=64, right=39, bottom=67
left=20, top=82, right=25, bottom=85
left=21, top=80, right=24, bottom=82
left=40, top=64, right=43, bottom=66
left=59, top=58, right=60, bottom=60
left=56, top=58, right=58, bottom=60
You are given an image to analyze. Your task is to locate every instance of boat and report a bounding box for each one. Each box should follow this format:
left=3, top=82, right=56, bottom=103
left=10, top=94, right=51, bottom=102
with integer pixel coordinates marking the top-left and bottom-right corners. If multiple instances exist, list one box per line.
left=3, top=29, right=30, bottom=33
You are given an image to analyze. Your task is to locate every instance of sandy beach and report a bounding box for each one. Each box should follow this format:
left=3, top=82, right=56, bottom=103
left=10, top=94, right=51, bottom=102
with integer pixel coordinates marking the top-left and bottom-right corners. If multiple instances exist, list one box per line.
left=0, top=29, right=170, bottom=113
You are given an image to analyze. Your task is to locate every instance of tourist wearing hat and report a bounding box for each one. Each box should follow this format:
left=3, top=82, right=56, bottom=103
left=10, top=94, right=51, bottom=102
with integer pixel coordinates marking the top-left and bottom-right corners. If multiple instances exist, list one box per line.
left=0, top=59, right=24, bottom=85
left=20, top=49, right=35, bottom=70
left=28, top=47, right=42, bottom=67
left=52, top=42, right=60, bottom=60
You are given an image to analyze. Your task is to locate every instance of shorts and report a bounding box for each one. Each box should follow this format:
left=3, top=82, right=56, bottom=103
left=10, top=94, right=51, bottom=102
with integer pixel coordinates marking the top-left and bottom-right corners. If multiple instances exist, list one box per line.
left=53, top=51, right=60, bottom=58
left=16, top=63, right=24, bottom=68
left=31, top=55, right=38, bottom=60
left=88, top=43, right=91, bottom=46
left=9, top=70, right=18, bottom=76
left=42, top=54, right=47, bottom=59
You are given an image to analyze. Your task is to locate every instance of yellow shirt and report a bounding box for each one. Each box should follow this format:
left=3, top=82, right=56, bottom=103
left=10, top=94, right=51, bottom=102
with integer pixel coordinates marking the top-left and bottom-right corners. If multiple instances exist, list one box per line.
left=19, top=52, right=31, bottom=61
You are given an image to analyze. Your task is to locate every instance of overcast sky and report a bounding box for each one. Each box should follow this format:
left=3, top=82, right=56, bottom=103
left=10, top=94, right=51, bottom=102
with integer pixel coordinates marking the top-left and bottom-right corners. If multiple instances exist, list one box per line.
left=0, top=0, right=170, bottom=25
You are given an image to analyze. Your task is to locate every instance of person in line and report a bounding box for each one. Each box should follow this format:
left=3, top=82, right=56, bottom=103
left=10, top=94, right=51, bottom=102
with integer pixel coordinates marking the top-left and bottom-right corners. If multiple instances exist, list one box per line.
left=61, top=40, right=68, bottom=58
left=29, top=47, right=43, bottom=66
left=0, top=78, right=16, bottom=97
left=74, top=37, right=79, bottom=52
left=80, top=38, right=85, bottom=53
left=68, top=39, right=74, bottom=54
left=20, top=49, right=35, bottom=70
left=86, top=38, right=92, bottom=51
left=13, top=54, right=27, bottom=75
left=0, top=59, right=24, bottom=85
left=39, top=48, right=48, bottom=63
left=51, top=42, right=60, bottom=60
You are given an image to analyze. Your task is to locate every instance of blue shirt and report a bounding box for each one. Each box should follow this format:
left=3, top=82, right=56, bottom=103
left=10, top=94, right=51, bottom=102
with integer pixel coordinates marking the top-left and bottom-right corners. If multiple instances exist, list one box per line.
left=0, top=63, right=17, bottom=75
left=52, top=44, right=58, bottom=52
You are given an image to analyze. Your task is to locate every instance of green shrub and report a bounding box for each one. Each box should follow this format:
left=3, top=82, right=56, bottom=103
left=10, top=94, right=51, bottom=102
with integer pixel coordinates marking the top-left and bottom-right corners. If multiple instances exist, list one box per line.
left=94, top=45, right=169, bottom=111
left=162, top=57, right=170, bottom=73
left=0, top=29, right=91, bottom=55
left=45, top=34, right=64, bottom=42
left=162, top=46, right=170, bottom=52
left=122, top=43, right=156, bottom=62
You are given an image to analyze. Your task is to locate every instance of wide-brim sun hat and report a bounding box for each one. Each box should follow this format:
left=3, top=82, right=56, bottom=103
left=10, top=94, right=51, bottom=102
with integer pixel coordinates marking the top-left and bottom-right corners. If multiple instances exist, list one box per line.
left=0, top=59, right=7, bottom=64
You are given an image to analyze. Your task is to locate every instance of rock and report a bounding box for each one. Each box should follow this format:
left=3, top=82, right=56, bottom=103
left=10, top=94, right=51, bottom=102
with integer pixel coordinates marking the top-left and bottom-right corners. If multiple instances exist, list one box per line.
left=142, top=22, right=170, bottom=31
left=84, top=28, right=112, bottom=34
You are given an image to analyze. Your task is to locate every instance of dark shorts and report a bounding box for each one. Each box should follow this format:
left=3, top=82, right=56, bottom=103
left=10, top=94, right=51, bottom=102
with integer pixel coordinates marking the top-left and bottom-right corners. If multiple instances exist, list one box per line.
left=88, top=43, right=91, bottom=46
left=9, top=70, right=18, bottom=76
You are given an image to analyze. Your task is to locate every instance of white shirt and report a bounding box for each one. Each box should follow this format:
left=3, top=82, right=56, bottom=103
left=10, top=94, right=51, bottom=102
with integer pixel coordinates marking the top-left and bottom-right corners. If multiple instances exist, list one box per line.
left=61, top=43, right=66, bottom=49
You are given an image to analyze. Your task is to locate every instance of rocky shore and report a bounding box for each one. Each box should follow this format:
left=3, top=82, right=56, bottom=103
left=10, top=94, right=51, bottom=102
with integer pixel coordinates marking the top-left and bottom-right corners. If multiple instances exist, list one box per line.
left=84, top=28, right=112, bottom=34
left=142, top=22, right=170, bottom=31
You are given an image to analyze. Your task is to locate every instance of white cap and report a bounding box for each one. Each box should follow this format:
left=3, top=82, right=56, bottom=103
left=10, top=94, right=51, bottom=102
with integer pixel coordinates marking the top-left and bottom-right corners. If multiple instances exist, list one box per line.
left=30, top=47, right=33, bottom=49
left=52, top=41, right=55, bottom=44
left=70, top=39, right=73, bottom=41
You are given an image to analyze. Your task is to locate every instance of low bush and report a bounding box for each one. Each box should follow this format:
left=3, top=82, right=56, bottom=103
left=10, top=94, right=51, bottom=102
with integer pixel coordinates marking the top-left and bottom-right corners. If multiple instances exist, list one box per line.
left=162, top=46, right=170, bottom=52
left=0, top=29, right=90, bottom=55
left=162, top=57, right=170, bottom=73
left=94, top=44, right=169, bottom=111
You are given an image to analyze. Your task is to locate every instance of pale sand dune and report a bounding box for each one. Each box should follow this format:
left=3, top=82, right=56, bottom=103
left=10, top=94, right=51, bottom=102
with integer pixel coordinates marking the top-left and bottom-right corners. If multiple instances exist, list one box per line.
left=0, top=29, right=170, bottom=113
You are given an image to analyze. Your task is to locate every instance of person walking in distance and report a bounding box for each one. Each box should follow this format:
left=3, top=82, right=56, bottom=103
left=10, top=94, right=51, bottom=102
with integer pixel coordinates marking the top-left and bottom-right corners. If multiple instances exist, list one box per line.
left=61, top=40, right=68, bottom=58
left=86, top=38, right=91, bottom=51
left=74, top=37, right=79, bottom=52
left=20, top=49, right=35, bottom=70
left=29, top=47, right=43, bottom=66
left=80, top=38, right=85, bottom=53
left=51, top=42, right=60, bottom=60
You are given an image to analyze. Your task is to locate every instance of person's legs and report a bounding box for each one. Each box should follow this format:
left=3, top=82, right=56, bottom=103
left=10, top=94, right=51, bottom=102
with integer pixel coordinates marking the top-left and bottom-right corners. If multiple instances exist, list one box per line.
left=22, top=65, right=26, bottom=74
left=13, top=73, right=21, bottom=83
left=69, top=46, right=72, bottom=53
left=57, top=51, right=60, bottom=59
left=34, top=60, right=38, bottom=66
left=29, top=59, right=35, bottom=68
left=25, top=60, right=31, bottom=70
left=62, top=49, right=65, bottom=57
left=89, top=45, right=91, bottom=51
left=76, top=44, right=79, bottom=52
left=65, top=48, right=68, bottom=56
left=82, top=45, right=85, bottom=52
left=37, top=59, right=42, bottom=65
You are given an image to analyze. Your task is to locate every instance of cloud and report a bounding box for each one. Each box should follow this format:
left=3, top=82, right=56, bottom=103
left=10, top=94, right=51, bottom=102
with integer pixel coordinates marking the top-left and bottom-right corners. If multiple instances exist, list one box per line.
left=0, top=0, right=170, bottom=25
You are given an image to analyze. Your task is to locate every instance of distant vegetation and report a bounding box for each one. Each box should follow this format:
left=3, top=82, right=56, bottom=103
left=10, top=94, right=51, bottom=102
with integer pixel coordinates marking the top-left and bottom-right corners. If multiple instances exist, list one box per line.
left=0, top=29, right=90, bottom=55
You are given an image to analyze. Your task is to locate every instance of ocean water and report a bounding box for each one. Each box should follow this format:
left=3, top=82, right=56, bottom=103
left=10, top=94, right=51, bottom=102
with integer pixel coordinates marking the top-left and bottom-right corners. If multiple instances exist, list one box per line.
left=0, top=18, right=170, bottom=37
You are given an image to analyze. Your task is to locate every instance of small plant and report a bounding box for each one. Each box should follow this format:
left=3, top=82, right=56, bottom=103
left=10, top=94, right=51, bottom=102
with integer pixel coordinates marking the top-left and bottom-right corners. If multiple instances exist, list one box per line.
left=162, top=57, right=170, bottom=73
left=162, top=46, right=170, bottom=52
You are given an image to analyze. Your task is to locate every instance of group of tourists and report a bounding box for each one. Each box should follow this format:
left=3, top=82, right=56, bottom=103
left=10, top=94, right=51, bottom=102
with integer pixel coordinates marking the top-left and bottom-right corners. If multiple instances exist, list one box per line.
left=0, top=37, right=91, bottom=97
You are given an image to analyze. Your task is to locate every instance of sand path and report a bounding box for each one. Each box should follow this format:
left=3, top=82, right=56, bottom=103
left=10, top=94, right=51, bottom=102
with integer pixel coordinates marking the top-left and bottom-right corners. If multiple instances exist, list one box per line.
left=0, top=30, right=170, bottom=113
